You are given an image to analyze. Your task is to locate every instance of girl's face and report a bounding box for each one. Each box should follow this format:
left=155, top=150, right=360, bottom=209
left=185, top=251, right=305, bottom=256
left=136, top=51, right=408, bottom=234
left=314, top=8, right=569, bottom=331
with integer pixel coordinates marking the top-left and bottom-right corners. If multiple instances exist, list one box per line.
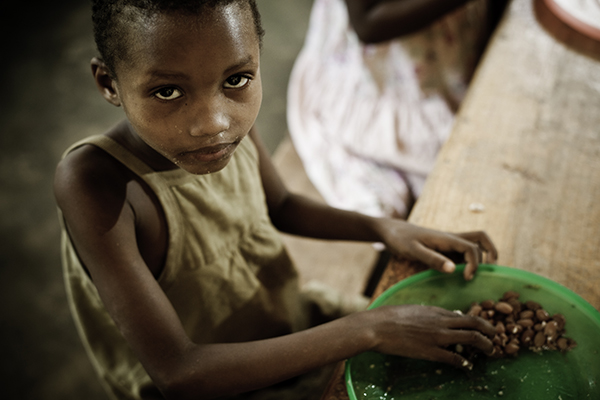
left=112, top=3, right=262, bottom=175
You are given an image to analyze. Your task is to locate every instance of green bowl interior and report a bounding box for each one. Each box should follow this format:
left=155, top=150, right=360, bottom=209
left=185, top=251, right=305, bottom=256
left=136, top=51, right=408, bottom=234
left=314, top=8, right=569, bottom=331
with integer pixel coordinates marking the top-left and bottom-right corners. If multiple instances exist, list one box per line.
left=345, top=264, right=600, bottom=400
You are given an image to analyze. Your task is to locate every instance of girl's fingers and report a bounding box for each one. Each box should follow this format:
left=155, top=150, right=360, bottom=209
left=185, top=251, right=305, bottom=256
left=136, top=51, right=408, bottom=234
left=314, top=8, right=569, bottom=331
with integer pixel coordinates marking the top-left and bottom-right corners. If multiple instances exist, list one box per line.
left=438, top=233, right=488, bottom=280
left=390, top=228, right=499, bottom=280
left=424, top=347, right=475, bottom=371
left=445, top=329, right=495, bottom=355
left=456, top=231, right=498, bottom=263
left=436, top=314, right=496, bottom=357
left=410, top=242, right=455, bottom=273
left=410, top=237, right=479, bottom=279
left=431, top=234, right=483, bottom=280
left=462, top=246, right=479, bottom=281
left=445, top=314, right=497, bottom=338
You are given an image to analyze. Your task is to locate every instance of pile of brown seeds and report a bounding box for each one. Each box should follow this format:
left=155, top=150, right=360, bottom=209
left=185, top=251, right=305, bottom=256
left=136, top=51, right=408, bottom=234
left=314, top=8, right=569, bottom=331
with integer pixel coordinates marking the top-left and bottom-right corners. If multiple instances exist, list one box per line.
left=465, top=291, right=577, bottom=358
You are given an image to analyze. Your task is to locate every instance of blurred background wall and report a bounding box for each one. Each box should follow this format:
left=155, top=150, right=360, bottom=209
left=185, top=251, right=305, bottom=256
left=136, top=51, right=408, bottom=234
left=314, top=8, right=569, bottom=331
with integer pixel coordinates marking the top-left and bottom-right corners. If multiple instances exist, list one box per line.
left=0, top=0, right=312, bottom=398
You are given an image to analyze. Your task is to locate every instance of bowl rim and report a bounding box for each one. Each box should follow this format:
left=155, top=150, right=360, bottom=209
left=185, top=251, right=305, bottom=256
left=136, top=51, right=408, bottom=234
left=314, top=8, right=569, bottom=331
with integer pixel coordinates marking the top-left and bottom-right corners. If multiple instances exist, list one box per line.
left=367, top=264, right=600, bottom=317
left=345, top=263, right=600, bottom=400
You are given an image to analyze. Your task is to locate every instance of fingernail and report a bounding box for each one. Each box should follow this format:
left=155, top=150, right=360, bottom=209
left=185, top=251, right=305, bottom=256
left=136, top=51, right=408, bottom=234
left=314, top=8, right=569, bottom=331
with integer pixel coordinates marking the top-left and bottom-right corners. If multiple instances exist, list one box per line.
left=443, top=261, right=456, bottom=273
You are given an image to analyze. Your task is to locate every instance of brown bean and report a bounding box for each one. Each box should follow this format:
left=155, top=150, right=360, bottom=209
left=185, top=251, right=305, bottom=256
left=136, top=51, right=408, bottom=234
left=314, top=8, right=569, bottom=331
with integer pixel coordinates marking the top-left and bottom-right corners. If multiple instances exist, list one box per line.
left=534, top=331, right=546, bottom=347
left=535, top=309, right=550, bottom=321
left=519, top=310, right=534, bottom=319
left=505, top=343, right=519, bottom=354
left=526, top=300, right=541, bottom=311
left=513, top=324, right=523, bottom=335
left=495, top=321, right=506, bottom=334
left=516, top=318, right=534, bottom=328
left=534, top=322, right=546, bottom=331
left=544, top=321, right=558, bottom=336
left=468, top=304, right=483, bottom=316
left=557, top=337, right=568, bottom=350
left=481, top=299, right=495, bottom=310
left=495, top=301, right=514, bottom=314
left=553, top=314, right=566, bottom=330
left=502, top=290, right=520, bottom=301
left=507, top=298, right=522, bottom=314
left=506, top=323, right=522, bottom=335
left=521, top=329, right=534, bottom=344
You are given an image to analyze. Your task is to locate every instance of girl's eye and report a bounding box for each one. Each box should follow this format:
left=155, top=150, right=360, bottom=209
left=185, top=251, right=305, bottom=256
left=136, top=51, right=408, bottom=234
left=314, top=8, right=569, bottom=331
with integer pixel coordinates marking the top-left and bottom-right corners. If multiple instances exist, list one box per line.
left=154, top=87, right=183, bottom=101
left=224, top=75, right=250, bottom=89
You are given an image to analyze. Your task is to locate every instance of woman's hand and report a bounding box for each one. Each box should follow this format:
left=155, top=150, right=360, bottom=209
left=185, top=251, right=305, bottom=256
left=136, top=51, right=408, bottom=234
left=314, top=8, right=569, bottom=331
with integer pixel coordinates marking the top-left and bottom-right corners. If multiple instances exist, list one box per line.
left=371, top=218, right=498, bottom=280
left=364, top=304, right=496, bottom=369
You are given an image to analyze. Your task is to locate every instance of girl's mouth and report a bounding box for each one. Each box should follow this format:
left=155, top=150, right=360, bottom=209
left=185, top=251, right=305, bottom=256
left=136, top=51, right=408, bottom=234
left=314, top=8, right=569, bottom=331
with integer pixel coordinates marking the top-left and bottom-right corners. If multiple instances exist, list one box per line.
left=180, top=142, right=237, bottom=163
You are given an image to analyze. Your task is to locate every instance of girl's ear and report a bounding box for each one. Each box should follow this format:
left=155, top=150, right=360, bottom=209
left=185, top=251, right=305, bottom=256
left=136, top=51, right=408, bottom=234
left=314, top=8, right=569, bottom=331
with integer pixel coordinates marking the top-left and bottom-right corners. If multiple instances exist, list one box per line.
left=91, top=57, right=121, bottom=107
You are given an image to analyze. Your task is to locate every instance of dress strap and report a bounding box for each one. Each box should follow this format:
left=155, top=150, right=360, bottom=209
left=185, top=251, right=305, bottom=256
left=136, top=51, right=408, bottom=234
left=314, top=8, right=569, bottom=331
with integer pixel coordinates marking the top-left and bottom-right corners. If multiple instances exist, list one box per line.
left=62, top=134, right=155, bottom=177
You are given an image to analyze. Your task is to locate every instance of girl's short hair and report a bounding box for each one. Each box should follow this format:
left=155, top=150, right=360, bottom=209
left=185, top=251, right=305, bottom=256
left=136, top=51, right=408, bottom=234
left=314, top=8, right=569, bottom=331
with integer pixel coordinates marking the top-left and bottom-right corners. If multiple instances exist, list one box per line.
left=91, top=0, right=265, bottom=77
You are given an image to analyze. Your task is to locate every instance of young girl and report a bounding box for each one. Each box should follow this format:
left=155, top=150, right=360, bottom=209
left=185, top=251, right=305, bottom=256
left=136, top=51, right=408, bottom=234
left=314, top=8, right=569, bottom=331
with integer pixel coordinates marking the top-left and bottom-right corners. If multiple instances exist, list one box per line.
left=54, top=1, right=498, bottom=399
left=287, top=0, right=500, bottom=218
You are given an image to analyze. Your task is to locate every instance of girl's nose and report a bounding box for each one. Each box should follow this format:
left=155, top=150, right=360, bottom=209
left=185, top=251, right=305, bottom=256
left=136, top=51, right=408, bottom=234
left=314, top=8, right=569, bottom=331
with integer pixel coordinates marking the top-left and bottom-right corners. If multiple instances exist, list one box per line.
left=188, top=97, right=230, bottom=137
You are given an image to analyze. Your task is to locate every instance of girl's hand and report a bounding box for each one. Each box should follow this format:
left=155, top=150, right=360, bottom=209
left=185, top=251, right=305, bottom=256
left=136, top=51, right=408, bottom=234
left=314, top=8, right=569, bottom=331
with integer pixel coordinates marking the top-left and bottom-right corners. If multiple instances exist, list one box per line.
left=372, top=219, right=498, bottom=280
left=364, top=304, right=496, bottom=369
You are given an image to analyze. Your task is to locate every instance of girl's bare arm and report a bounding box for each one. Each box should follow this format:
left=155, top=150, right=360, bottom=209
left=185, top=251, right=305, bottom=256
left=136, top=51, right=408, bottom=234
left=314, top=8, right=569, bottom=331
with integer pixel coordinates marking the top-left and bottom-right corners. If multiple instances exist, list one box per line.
left=344, top=0, right=476, bottom=43
left=251, top=128, right=497, bottom=280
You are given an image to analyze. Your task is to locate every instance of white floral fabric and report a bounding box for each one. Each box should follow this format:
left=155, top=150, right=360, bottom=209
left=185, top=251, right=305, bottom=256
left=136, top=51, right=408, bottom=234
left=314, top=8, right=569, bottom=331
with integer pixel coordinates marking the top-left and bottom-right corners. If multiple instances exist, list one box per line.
left=287, top=0, right=491, bottom=217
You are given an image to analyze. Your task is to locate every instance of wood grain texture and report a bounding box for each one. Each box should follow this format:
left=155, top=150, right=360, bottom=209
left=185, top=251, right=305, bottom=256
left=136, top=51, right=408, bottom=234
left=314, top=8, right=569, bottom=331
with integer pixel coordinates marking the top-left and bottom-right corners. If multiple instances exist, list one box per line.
left=321, top=0, right=600, bottom=398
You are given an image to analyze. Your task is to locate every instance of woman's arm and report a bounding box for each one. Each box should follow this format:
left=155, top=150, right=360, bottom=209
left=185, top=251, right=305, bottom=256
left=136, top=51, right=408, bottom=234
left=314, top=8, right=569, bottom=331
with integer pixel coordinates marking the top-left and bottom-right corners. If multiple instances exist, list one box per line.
left=344, top=0, right=476, bottom=43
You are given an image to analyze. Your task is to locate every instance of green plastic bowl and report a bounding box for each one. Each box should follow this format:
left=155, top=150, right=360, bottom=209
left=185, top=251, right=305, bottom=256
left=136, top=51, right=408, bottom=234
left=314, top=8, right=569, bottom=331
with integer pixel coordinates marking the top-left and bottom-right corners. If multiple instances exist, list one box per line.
left=345, top=264, right=600, bottom=399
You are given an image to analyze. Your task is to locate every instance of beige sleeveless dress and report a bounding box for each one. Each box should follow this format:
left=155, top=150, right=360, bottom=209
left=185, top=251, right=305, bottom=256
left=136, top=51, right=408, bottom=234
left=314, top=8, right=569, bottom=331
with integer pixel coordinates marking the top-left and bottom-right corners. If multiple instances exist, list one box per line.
left=59, top=135, right=312, bottom=399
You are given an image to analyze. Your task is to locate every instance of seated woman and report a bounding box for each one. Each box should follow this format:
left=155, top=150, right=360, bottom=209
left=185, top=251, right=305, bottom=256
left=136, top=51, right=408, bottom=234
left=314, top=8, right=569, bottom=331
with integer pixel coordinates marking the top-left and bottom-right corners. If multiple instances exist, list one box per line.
left=287, top=0, right=502, bottom=218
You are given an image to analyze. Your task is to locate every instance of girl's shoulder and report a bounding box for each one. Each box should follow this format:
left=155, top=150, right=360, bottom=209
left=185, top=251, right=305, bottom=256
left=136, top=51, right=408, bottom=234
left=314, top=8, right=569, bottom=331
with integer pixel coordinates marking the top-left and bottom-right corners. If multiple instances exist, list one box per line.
left=55, top=135, right=133, bottom=199
left=54, top=128, right=140, bottom=235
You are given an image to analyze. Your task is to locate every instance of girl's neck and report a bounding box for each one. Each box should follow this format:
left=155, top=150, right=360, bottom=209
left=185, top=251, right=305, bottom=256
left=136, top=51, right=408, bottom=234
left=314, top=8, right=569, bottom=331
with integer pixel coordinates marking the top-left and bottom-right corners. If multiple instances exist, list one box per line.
left=108, top=119, right=180, bottom=172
